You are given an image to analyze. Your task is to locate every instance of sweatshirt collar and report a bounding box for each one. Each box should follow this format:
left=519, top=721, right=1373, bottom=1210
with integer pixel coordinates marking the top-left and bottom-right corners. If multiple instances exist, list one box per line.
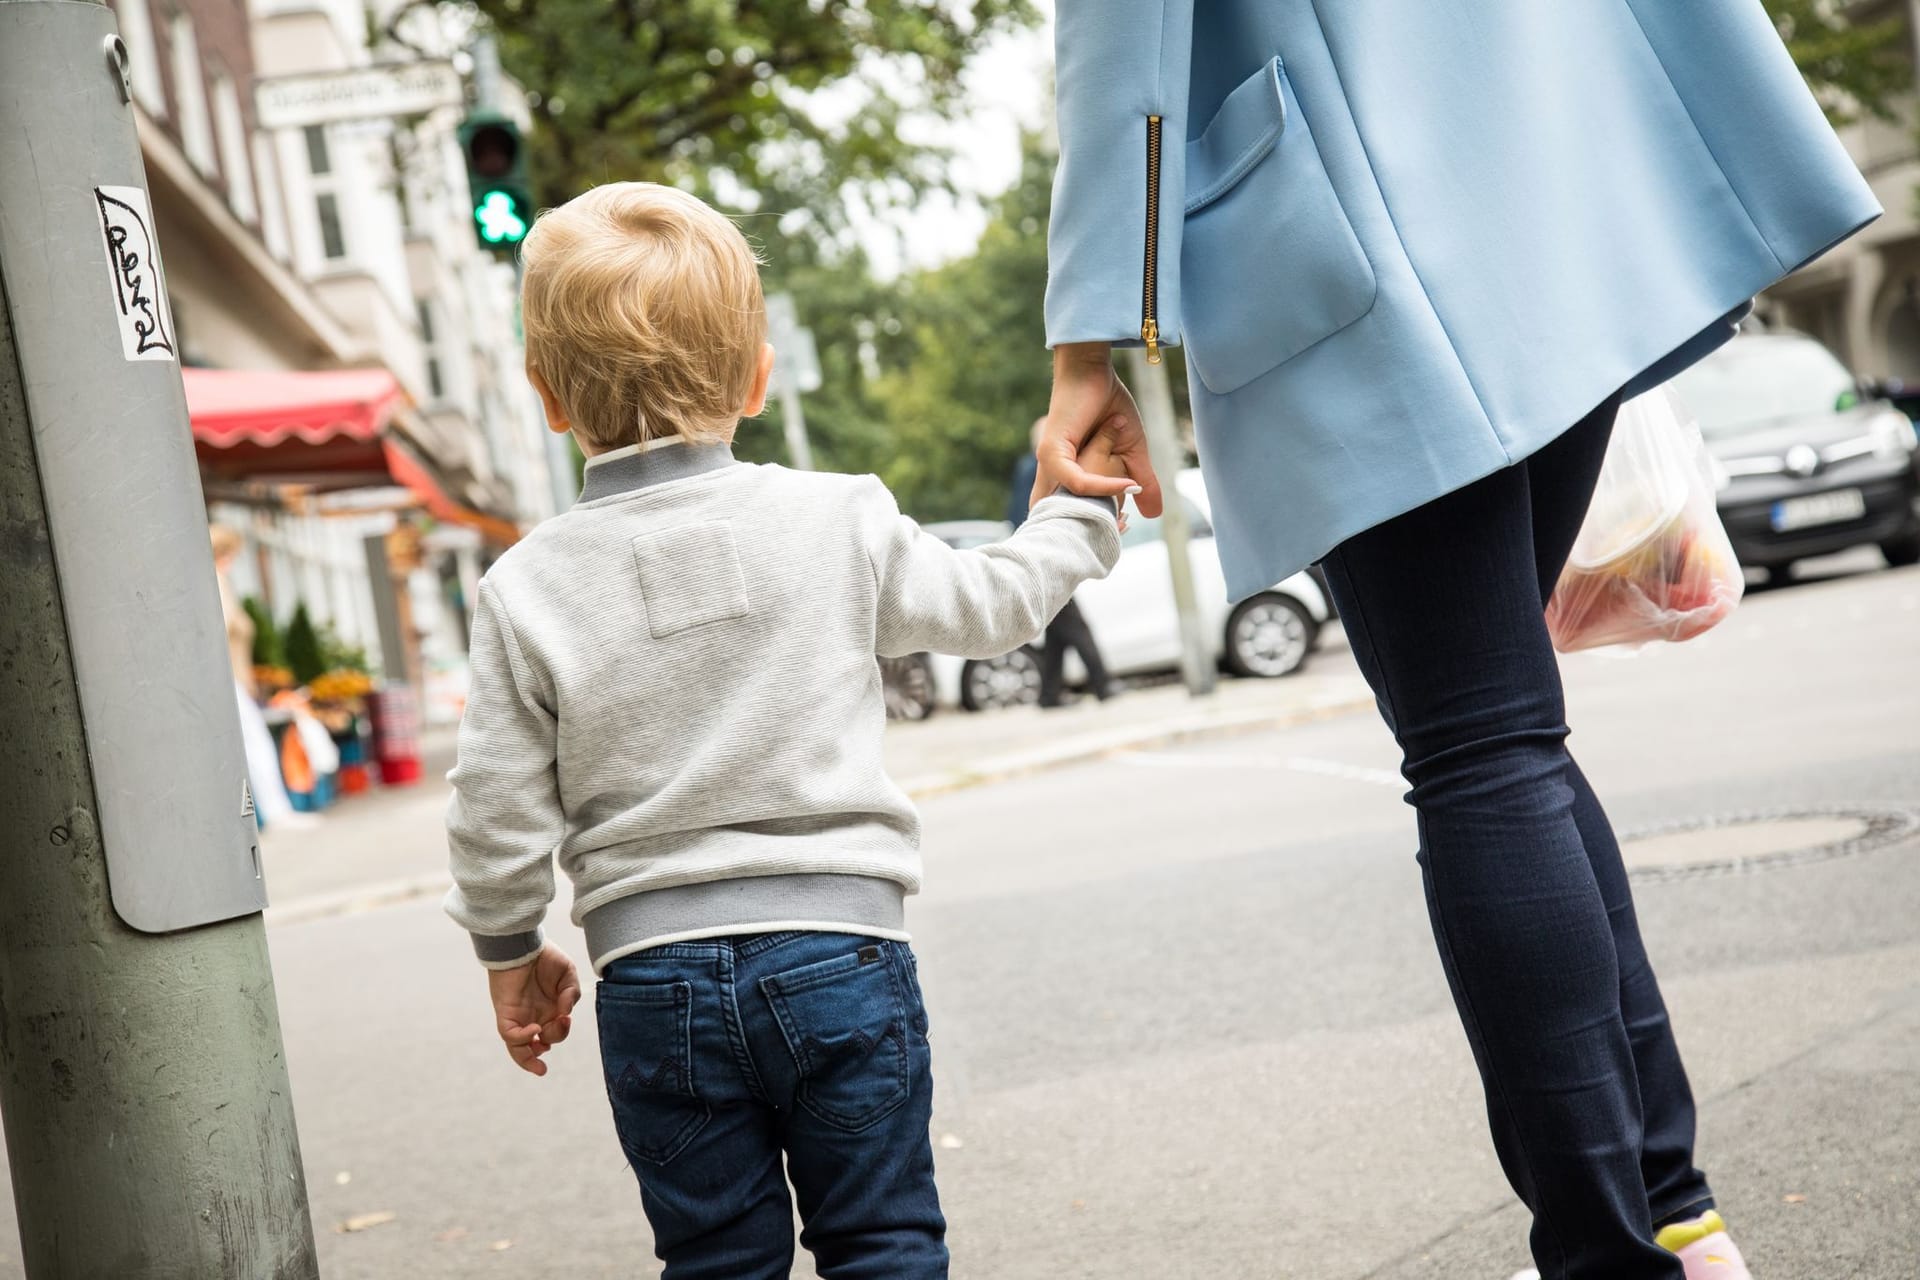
left=577, top=438, right=738, bottom=504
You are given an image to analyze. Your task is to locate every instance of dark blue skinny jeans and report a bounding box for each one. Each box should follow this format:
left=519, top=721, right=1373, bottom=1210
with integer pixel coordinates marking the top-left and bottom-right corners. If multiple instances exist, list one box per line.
left=1321, top=397, right=1715, bottom=1280
left=596, top=932, right=947, bottom=1279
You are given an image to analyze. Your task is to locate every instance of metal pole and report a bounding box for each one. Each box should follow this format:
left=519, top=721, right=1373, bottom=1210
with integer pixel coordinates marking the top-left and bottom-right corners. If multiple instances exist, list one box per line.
left=777, top=374, right=816, bottom=471
left=0, top=2, right=319, bottom=1276
left=1906, top=0, right=1920, bottom=91
left=1126, top=348, right=1215, bottom=697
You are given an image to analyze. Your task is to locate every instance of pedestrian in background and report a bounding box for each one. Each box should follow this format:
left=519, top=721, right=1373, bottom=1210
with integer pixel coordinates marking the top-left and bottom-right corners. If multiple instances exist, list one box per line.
left=443, top=182, right=1130, bottom=1279
left=1034, top=2, right=1880, bottom=1277
left=1010, top=415, right=1119, bottom=709
left=209, top=524, right=300, bottom=830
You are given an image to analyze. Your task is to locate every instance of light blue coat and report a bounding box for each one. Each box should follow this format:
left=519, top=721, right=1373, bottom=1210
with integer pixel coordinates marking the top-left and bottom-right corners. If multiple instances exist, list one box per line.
left=1045, top=0, right=1881, bottom=600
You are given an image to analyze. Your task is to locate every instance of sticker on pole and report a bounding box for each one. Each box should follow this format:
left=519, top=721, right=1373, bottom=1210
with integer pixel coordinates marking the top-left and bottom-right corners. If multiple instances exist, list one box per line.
left=93, top=186, right=177, bottom=362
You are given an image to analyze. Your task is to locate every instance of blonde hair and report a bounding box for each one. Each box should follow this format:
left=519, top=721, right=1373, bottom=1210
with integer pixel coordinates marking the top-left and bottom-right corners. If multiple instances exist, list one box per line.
left=209, top=523, right=245, bottom=561
left=520, top=182, right=766, bottom=452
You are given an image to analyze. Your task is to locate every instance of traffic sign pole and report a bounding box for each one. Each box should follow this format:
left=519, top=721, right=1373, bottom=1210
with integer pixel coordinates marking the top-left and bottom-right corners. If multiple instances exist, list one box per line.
left=764, top=292, right=818, bottom=470
left=0, top=1, right=319, bottom=1273
left=1126, top=348, right=1216, bottom=697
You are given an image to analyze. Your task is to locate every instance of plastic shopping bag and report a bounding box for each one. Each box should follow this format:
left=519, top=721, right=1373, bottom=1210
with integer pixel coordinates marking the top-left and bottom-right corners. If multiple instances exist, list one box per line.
left=1544, top=386, right=1743, bottom=652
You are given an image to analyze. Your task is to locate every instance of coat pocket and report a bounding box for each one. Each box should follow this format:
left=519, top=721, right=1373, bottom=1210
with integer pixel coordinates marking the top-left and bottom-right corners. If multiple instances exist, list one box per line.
left=1181, top=56, right=1377, bottom=396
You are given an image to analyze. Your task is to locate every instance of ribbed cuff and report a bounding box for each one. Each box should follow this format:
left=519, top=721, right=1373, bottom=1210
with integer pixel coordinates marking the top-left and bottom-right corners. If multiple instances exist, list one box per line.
left=472, top=927, right=544, bottom=970
left=1049, top=487, right=1121, bottom=516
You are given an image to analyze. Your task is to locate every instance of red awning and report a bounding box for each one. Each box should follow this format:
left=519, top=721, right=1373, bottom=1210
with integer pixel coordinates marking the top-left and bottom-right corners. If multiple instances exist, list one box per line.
left=183, top=366, right=404, bottom=447
left=185, top=366, right=519, bottom=545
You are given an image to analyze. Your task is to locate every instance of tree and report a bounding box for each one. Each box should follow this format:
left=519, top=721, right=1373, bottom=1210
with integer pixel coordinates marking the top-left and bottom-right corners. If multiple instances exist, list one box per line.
left=862, top=132, right=1055, bottom=521
left=466, top=0, right=1037, bottom=224
left=242, top=596, right=285, bottom=668
left=284, top=604, right=326, bottom=688
left=1767, top=0, right=1908, bottom=123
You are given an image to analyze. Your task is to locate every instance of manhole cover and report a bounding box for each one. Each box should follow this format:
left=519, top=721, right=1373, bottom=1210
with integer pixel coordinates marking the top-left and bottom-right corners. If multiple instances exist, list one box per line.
left=1623, top=808, right=1920, bottom=882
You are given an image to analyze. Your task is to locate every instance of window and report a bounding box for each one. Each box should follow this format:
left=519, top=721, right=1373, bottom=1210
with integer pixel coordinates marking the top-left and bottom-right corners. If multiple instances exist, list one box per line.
left=418, top=301, right=444, bottom=399
left=315, top=193, right=346, bottom=259
left=253, top=134, right=291, bottom=261
left=115, top=0, right=165, bottom=115
left=211, top=75, right=256, bottom=223
left=168, top=12, right=216, bottom=174
left=304, top=125, right=331, bottom=176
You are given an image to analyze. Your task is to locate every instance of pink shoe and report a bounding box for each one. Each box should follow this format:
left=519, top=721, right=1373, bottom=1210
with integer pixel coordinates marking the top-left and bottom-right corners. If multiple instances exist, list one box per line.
left=1656, top=1210, right=1752, bottom=1279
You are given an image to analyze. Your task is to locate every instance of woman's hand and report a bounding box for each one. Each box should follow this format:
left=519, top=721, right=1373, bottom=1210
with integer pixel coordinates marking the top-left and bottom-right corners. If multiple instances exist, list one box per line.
left=1035, top=342, right=1164, bottom=517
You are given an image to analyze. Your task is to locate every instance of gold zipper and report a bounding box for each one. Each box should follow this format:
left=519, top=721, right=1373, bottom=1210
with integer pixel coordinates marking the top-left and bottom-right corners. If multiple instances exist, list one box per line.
left=1142, top=114, right=1162, bottom=364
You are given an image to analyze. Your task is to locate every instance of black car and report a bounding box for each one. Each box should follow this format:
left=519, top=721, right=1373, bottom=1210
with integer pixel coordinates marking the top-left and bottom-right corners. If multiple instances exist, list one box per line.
left=1670, top=332, right=1920, bottom=579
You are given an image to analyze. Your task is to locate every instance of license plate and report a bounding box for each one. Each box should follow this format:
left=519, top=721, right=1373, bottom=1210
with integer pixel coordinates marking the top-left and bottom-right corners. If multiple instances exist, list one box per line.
left=1771, top=488, right=1867, bottom=532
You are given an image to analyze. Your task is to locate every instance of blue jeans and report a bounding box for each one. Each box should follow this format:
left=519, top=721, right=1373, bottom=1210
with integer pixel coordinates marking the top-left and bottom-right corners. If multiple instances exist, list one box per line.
left=1321, top=397, right=1714, bottom=1280
left=596, top=932, right=947, bottom=1279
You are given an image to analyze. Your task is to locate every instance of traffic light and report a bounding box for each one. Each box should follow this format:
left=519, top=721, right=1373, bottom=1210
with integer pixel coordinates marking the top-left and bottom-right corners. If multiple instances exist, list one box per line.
left=458, top=112, right=532, bottom=253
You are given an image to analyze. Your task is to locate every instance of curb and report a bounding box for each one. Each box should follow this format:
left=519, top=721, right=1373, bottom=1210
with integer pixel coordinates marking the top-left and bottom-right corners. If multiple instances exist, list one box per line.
left=265, top=872, right=454, bottom=928
left=264, top=687, right=1376, bottom=929
left=895, top=687, right=1376, bottom=800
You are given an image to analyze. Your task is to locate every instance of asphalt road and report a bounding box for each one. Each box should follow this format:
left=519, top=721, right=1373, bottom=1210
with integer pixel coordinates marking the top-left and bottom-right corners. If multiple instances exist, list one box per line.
left=3, top=556, right=1917, bottom=1279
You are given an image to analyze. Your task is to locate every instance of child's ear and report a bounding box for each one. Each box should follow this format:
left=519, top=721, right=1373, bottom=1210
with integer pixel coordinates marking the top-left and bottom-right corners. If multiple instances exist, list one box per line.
left=742, top=343, right=775, bottom=417
left=527, top=365, right=571, bottom=435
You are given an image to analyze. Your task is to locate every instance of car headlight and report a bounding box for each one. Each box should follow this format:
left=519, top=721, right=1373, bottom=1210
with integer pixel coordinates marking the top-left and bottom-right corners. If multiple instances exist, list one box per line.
left=1870, top=408, right=1919, bottom=461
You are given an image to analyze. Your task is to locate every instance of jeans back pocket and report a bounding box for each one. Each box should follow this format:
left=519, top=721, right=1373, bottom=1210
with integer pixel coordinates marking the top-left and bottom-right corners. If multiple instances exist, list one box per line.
left=597, top=978, right=711, bottom=1166
left=1180, top=56, right=1377, bottom=395
left=762, top=945, right=911, bottom=1132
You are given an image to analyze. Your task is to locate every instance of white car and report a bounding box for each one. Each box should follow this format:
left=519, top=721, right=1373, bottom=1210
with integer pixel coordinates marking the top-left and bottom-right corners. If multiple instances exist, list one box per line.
left=918, top=469, right=1335, bottom=712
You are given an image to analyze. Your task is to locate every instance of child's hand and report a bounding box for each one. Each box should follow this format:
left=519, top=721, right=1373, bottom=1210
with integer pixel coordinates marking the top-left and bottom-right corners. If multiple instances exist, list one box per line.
left=1074, top=415, right=1141, bottom=530
left=1075, top=415, right=1134, bottom=482
left=488, top=943, right=581, bottom=1077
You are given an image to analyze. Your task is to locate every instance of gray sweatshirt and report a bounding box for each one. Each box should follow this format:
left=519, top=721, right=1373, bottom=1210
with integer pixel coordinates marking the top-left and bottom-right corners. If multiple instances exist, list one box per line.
left=444, top=441, right=1120, bottom=974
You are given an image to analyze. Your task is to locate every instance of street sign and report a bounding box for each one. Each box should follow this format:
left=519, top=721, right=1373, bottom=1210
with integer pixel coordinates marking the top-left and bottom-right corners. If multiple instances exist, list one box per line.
left=765, top=292, right=822, bottom=392
left=255, top=61, right=462, bottom=131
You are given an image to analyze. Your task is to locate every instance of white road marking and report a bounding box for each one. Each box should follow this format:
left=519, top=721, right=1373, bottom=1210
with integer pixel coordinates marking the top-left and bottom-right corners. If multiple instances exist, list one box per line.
left=1117, top=750, right=1404, bottom=790
left=1284, top=756, right=1406, bottom=789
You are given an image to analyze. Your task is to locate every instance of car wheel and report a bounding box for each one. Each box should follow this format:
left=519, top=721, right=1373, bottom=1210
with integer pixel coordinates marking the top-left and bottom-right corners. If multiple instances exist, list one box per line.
left=1881, top=533, right=1920, bottom=568
left=960, top=647, right=1043, bottom=711
left=1225, top=594, right=1316, bottom=678
left=879, top=653, right=937, bottom=721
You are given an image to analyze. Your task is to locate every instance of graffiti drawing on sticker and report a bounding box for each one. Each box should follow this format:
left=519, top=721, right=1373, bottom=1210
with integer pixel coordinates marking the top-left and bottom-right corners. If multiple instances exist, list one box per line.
left=94, top=185, right=177, bottom=362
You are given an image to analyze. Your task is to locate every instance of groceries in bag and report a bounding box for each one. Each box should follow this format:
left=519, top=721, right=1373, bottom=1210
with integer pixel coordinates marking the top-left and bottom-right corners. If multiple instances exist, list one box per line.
left=1545, top=388, right=1743, bottom=652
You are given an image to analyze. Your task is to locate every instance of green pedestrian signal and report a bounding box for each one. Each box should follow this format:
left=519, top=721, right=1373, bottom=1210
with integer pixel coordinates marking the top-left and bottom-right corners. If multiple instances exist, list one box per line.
left=459, top=113, right=532, bottom=253
left=475, top=190, right=528, bottom=245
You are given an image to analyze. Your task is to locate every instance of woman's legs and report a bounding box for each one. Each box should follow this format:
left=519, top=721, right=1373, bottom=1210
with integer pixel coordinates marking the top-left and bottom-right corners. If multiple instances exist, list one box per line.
left=1320, top=398, right=1681, bottom=1279
left=1524, top=419, right=1716, bottom=1230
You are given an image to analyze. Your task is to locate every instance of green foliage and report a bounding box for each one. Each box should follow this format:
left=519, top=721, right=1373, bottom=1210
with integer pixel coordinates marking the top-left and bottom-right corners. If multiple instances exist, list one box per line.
left=864, top=138, right=1055, bottom=521
left=1766, top=0, right=1908, bottom=123
left=318, top=623, right=372, bottom=675
left=284, top=604, right=326, bottom=687
left=735, top=131, right=1192, bottom=522
left=475, top=0, right=1038, bottom=227
left=242, top=596, right=284, bottom=668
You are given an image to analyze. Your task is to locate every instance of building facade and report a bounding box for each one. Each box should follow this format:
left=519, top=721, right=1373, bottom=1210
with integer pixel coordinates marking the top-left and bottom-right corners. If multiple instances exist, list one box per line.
left=106, top=0, right=558, bottom=719
left=1762, top=1, right=1920, bottom=381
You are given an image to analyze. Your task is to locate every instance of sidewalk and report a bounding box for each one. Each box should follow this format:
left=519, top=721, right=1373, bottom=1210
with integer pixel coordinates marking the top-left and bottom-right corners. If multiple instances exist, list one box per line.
left=260, top=643, right=1373, bottom=925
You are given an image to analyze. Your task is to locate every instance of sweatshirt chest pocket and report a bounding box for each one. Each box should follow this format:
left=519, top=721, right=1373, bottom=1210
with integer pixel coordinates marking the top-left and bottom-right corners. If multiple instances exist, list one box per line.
left=632, top=521, right=751, bottom=639
left=1180, top=56, right=1377, bottom=396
